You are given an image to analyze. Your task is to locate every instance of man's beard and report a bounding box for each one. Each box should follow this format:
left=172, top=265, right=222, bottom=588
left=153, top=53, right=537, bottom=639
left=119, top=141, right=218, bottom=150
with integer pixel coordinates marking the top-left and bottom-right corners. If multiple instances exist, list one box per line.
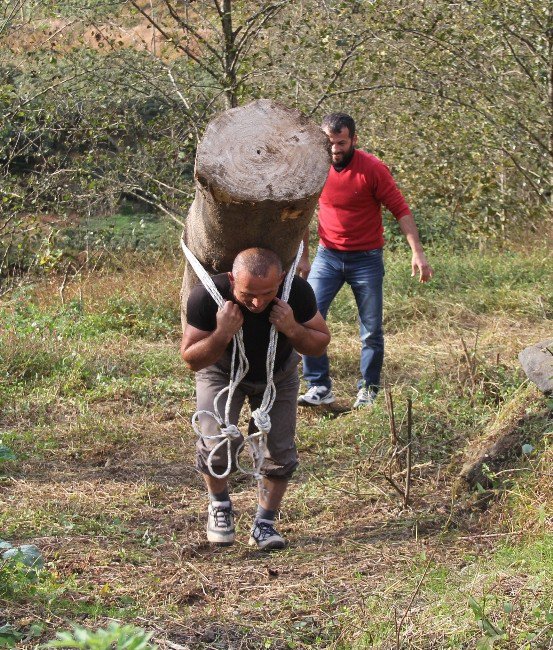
left=332, top=146, right=355, bottom=171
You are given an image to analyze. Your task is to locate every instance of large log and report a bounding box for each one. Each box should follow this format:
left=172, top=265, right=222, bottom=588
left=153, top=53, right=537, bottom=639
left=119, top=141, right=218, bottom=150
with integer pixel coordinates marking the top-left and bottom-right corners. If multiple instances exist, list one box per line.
left=452, top=384, right=545, bottom=496
left=180, top=99, right=330, bottom=325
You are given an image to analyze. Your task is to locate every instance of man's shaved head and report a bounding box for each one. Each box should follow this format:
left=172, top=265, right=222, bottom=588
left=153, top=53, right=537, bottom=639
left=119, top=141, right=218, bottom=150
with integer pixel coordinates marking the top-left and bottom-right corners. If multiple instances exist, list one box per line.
left=232, top=248, right=283, bottom=278
left=229, top=248, right=285, bottom=313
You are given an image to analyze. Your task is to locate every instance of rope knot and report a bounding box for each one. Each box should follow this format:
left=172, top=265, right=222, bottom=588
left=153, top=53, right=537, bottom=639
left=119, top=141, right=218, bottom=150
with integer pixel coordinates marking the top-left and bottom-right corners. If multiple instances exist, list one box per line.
left=252, top=409, right=271, bottom=433
left=220, top=424, right=241, bottom=440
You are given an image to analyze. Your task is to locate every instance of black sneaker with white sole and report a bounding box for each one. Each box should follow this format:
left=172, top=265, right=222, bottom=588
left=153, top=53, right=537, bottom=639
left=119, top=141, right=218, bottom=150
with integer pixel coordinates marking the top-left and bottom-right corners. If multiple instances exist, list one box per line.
left=248, top=519, right=286, bottom=551
left=206, top=501, right=235, bottom=546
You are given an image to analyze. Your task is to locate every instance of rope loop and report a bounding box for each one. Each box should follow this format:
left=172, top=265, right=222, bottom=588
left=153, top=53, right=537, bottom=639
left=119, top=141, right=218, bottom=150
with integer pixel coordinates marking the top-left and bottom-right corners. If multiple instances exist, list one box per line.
left=206, top=436, right=235, bottom=479
left=191, top=410, right=222, bottom=438
left=236, top=431, right=266, bottom=480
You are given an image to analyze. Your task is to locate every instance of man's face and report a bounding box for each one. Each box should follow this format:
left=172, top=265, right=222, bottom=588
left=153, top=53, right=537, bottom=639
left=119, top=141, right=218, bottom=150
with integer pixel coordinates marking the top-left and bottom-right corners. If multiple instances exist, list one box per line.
left=229, top=267, right=285, bottom=313
left=324, top=126, right=357, bottom=167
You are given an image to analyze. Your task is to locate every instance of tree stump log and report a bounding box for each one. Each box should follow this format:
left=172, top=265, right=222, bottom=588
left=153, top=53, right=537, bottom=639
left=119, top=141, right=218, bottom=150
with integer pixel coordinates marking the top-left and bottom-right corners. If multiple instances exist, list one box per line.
left=452, top=384, right=545, bottom=496
left=180, top=99, right=330, bottom=325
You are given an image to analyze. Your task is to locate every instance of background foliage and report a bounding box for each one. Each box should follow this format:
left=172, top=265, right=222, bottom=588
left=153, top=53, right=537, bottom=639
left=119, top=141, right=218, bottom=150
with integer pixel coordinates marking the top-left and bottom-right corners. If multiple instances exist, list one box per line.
left=1, top=0, right=552, bottom=290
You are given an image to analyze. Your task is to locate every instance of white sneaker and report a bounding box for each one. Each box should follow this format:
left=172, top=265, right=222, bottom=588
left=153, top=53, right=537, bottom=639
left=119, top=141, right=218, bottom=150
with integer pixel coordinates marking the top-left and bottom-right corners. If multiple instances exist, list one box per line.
left=248, top=519, right=286, bottom=551
left=353, top=387, right=377, bottom=409
left=298, top=385, right=336, bottom=405
left=206, top=501, right=235, bottom=545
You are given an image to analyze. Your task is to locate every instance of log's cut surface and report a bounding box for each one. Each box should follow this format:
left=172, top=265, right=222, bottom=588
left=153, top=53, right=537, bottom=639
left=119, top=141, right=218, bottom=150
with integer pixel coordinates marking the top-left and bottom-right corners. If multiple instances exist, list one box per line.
left=181, top=99, right=330, bottom=323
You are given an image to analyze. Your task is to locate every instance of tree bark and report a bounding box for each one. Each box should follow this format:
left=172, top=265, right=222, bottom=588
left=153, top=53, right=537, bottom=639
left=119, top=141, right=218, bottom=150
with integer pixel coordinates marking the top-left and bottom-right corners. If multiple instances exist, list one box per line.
left=180, top=99, right=330, bottom=325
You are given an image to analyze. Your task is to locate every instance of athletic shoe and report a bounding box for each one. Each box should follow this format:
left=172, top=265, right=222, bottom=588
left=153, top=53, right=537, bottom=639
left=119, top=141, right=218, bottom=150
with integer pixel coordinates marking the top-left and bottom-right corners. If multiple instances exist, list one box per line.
left=248, top=519, right=286, bottom=551
left=297, top=385, right=336, bottom=406
left=206, top=501, right=235, bottom=545
left=353, top=387, right=377, bottom=409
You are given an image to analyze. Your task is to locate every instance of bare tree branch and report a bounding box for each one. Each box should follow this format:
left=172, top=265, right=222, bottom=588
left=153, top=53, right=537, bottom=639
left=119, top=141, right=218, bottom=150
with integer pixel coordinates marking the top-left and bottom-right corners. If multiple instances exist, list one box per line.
left=127, top=0, right=221, bottom=82
left=308, top=34, right=370, bottom=116
left=163, top=0, right=224, bottom=63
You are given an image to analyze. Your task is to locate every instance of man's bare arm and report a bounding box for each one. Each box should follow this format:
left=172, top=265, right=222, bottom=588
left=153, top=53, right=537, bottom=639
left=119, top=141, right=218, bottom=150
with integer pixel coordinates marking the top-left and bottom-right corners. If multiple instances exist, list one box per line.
left=397, top=214, right=434, bottom=283
left=180, top=301, right=243, bottom=371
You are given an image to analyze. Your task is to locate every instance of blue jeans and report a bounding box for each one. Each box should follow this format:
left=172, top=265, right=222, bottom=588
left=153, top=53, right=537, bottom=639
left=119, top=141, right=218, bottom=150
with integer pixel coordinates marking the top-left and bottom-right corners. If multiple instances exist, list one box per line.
left=303, top=245, right=384, bottom=391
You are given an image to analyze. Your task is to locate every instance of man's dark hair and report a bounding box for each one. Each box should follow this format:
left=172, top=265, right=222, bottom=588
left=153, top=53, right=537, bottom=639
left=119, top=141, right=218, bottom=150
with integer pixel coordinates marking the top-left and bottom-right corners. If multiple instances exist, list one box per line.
left=232, top=247, right=283, bottom=278
left=321, top=113, right=356, bottom=138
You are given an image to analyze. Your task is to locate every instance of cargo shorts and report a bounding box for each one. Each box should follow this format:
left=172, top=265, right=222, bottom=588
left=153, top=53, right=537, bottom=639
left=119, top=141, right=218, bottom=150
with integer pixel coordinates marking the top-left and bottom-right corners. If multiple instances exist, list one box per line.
left=195, top=351, right=300, bottom=479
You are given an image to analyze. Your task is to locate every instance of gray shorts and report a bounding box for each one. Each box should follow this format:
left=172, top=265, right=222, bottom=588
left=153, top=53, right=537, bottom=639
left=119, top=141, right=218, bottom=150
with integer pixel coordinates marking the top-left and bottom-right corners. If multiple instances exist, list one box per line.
left=195, top=352, right=300, bottom=479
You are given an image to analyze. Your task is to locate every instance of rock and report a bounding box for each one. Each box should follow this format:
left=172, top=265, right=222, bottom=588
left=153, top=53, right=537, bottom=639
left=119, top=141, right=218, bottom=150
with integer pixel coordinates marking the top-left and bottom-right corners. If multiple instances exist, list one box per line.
left=519, top=339, right=553, bottom=395
left=2, top=544, right=44, bottom=570
left=0, top=540, right=13, bottom=550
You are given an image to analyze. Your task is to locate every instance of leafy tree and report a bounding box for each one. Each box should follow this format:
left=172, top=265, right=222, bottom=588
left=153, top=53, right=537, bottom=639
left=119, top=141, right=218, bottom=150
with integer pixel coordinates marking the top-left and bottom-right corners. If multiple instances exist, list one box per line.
left=288, top=0, right=552, bottom=237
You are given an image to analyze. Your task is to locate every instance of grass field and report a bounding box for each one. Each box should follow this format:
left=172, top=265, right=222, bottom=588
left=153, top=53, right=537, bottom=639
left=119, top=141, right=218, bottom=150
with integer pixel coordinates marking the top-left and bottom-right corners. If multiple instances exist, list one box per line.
left=0, top=243, right=552, bottom=649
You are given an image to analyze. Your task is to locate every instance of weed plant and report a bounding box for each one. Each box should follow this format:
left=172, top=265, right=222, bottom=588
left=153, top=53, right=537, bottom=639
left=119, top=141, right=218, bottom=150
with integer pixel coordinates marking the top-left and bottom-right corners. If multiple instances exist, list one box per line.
left=45, top=621, right=157, bottom=649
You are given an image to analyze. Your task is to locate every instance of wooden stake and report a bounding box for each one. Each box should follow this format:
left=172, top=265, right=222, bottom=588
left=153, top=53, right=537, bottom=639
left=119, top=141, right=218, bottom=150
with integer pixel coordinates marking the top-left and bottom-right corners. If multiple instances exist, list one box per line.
left=385, top=387, right=403, bottom=472
left=404, top=398, right=412, bottom=508
left=385, top=387, right=398, bottom=448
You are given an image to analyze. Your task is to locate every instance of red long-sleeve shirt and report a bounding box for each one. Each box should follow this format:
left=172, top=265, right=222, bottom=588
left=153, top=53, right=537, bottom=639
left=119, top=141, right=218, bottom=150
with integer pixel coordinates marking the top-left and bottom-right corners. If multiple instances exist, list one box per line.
left=318, top=149, right=411, bottom=251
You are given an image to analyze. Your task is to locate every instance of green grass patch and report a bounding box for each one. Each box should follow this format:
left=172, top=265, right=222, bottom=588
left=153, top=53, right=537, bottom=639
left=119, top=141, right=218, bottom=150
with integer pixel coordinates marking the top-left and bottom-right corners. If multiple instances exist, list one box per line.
left=345, top=534, right=552, bottom=649
left=2, top=296, right=179, bottom=342
left=329, top=246, right=552, bottom=330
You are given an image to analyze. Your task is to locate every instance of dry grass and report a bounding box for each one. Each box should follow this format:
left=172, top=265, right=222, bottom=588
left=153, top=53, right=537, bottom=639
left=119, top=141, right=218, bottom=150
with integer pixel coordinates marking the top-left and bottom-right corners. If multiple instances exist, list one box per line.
left=1, top=247, right=552, bottom=649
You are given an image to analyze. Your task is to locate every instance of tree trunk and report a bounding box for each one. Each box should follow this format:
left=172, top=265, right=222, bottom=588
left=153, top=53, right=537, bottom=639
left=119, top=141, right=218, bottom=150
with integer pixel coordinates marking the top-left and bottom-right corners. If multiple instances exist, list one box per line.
left=221, top=0, right=237, bottom=109
left=180, top=99, right=330, bottom=325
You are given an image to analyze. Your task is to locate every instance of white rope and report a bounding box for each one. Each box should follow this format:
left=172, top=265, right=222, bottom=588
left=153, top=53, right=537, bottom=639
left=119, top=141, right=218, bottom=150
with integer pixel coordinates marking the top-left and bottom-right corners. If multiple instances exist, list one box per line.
left=181, top=238, right=304, bottom=481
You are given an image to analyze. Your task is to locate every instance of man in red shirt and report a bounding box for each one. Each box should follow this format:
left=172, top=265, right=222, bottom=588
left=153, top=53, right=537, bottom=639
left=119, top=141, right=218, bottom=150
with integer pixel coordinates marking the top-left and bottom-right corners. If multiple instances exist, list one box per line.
left=297, top=113, right=433, bottom=408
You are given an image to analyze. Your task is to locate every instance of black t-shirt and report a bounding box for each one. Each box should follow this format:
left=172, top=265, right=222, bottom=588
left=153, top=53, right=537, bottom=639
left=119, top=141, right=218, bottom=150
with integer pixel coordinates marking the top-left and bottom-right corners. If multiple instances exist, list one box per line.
left=186, top=274, right=318, bottom=381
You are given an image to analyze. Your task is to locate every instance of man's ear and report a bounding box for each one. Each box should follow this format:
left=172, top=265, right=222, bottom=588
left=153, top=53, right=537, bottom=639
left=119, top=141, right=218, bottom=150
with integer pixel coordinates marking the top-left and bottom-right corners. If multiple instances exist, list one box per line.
left=353, top=134, right=359, bottom=147
left=228, top=272, right=234, bottom=283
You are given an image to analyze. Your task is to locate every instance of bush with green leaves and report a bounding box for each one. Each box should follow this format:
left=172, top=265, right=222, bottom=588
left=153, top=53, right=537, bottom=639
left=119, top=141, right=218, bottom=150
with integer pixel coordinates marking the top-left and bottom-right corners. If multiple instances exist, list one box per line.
left=58, top=213, right=181, bottom=255
left=0, top=623, right=24, bottom=648
left=0, top=552, right=44, bottom=600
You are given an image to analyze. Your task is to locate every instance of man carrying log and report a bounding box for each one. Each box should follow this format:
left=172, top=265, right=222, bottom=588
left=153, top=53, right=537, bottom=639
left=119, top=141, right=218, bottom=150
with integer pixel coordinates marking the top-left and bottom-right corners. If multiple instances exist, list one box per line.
left=297, top=112, right=433, bottom=409
left=181, top=247, right=330, bottom=550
